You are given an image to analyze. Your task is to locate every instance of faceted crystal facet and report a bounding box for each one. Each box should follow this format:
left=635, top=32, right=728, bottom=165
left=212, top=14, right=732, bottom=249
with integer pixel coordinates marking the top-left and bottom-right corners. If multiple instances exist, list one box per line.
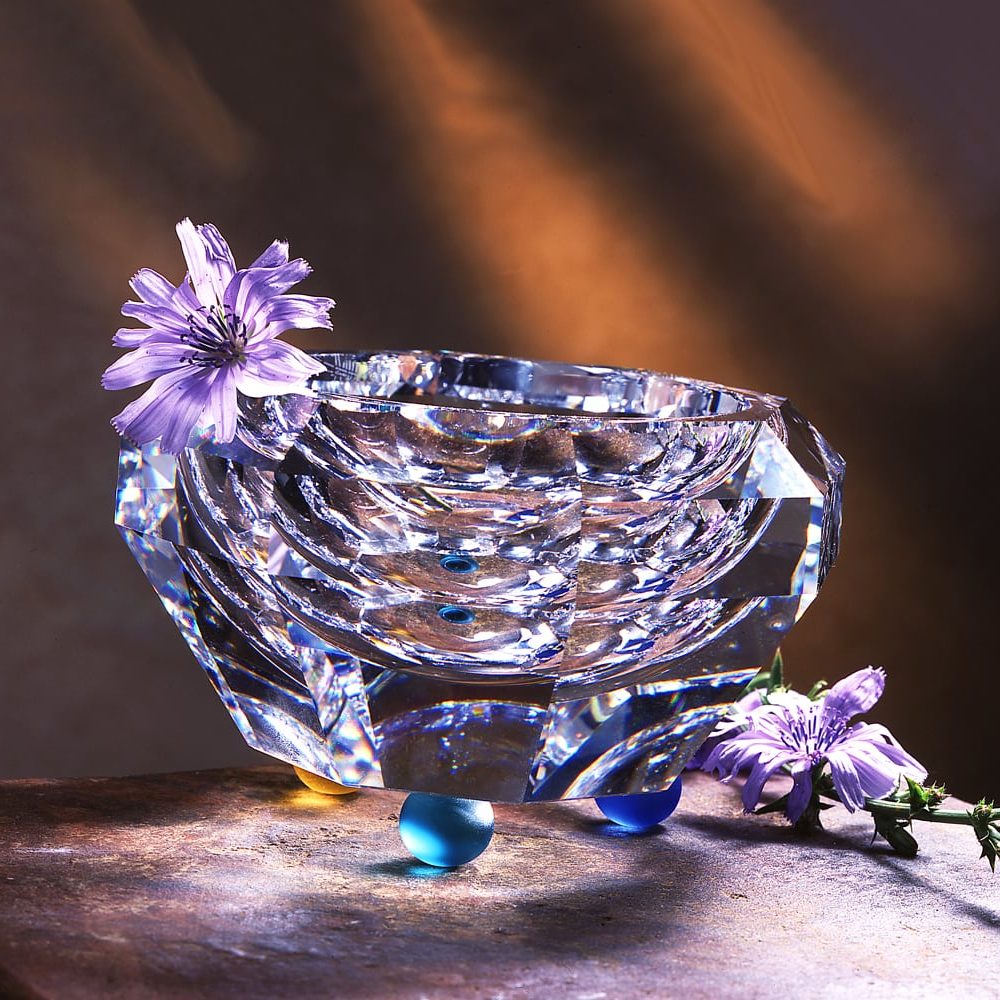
left=116, top=351, right=844, bottom=801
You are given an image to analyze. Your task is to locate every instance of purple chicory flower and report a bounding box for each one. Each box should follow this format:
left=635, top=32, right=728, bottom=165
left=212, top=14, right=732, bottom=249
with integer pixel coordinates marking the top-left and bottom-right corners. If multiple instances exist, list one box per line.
left=687, top=686, right=811, bottom=770
left=703, top=667, right=927, bottom=824
left=102, top=219, right=333, bottom=453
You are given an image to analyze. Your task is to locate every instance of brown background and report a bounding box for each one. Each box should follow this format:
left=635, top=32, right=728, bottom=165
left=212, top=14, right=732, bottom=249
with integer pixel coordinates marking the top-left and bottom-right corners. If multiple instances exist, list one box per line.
left=1, top=1, right=998, bottom=798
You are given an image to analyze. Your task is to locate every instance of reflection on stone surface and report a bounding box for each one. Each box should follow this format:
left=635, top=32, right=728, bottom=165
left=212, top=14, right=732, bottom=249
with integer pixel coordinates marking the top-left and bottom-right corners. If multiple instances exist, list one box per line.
left=116, top=350, right=843, bottom=801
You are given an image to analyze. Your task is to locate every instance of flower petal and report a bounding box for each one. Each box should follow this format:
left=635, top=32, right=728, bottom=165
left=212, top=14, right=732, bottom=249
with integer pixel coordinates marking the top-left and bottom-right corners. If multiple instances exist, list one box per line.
left=206, top=366, right=238, bottom=443
left=703, top=729, right=784, bottom=780
left=247, top=339, right=326, bottom=377
left=836, top=725, right=927, bottom=788
left=854, top=721, right=926, bottom=769
left=228, top=259, right=313, bottom=323
left=120, top=300, right=190, bottom=335
left=253, top=293, right=335, bottom=336
left=171, top=278, right=202, bottom=314
left=129, top=268, right=179, bottom=308
left=197, top=223, right=237, bottom=286
left=764, top=689, right=813, bottom=711
left=824, top=666, right=885, bottom=722
left=689, top=688, right=779, bottom=771
left=786, top=769, right=815, bottom=823
left=849, top=750, right=904, bottom=801
left=102, top=343, right=190, bottom=390
left=741, top=704, right=803, bottom=740
left=867, top=739, right=927, bottom=780
left=706, top=714, right=747, bottom=744
left=158, top=377, right=217, bottom=453
left=232, top=372, right=311, bottom=397
left=687, top=738, right=716, bottom=771
left=741, top=748, right=798, bottom=813
left=114, top=328, right=151, bottom=348
left=111, top=367, right=210, bottom=452
left=701, top=739, right=745, bottom=779
left=236, top=342, right=324, bottom=397
left=176, top=218, right=225, bottom=307
left=250, top=239, right=289, bottom=269
left=827, top=750, right=866, bottom=811
left=733, top=689, right=764, bottom=714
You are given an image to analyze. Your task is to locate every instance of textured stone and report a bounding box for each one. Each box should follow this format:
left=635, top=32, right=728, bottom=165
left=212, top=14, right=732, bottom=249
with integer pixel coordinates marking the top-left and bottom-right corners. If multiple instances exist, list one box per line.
left=0, top=767, right=994, bottom=999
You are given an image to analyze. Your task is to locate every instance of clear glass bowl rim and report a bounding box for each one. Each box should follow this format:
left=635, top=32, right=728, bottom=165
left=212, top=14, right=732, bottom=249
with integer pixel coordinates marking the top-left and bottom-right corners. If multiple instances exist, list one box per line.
left=306, top=349, right=780, bottom=425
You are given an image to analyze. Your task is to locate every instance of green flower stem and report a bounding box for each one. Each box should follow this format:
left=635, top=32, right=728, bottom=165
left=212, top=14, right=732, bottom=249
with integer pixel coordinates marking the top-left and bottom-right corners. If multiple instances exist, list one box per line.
left=864, top=798, right=1000, bottom=826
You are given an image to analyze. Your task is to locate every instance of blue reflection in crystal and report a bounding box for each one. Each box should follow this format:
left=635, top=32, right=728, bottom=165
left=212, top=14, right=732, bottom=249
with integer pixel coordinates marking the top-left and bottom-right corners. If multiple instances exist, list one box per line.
left=437, top=605, right=476, bottom=625
left=439, top=554, right=479, bottom=574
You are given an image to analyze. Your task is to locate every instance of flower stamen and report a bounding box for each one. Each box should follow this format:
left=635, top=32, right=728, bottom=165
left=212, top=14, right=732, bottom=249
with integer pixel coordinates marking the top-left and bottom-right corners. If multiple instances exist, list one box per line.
left=181, top=305, right=250, bottom=367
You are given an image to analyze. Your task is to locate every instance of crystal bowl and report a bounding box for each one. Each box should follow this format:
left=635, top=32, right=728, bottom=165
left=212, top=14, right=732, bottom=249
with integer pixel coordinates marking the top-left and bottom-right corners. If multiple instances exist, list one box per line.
left=116, top=350, right=844, bottom=801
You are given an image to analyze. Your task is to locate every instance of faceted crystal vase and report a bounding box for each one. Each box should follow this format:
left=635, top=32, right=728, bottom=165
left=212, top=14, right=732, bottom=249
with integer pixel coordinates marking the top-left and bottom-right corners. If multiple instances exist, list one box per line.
left=115, top=351, right=844, bottom=802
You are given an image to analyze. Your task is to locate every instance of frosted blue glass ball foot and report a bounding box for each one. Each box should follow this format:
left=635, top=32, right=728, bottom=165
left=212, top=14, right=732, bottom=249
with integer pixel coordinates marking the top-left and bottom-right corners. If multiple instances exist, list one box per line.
left=399, top=793, right=495, bottom=867
left=595, top=778, right=683, bottom=831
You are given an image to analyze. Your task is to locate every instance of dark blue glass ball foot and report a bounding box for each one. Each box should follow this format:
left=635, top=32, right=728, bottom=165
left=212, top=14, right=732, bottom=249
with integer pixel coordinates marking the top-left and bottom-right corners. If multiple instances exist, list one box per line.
left=595, top=777, right=683, bottom=831
left=399, top=792, right=495, bottom=867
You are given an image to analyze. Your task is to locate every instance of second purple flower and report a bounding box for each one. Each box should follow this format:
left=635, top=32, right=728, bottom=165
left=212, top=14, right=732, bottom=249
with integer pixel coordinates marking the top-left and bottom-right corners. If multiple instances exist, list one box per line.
left=702, top=667, right=927, bottom=824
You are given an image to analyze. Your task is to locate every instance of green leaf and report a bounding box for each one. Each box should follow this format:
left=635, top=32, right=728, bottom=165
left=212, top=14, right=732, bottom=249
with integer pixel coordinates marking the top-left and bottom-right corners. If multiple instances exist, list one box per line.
left=888, top=824, right=920, bottom=857
left=768, top=649, right=784, bottom=692
left=755, top=792, right=791, bottom=816
left=969, top=809, right=1000, bottom=872
left=814, top=772, right=837, bottom=798
left=873, top=813, right=919, bottom=858
left=903, top=776, right=947, bottom=811
left=972, top=798, right=997, bottom=822
left=976, top=829, right=998, bottom=873
left=805, top=679, right=829, bottom=700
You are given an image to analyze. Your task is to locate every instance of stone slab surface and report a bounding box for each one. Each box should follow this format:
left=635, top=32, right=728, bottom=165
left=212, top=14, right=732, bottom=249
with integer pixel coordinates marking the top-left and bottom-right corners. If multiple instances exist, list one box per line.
left=0, top=767, right=996, bottom=999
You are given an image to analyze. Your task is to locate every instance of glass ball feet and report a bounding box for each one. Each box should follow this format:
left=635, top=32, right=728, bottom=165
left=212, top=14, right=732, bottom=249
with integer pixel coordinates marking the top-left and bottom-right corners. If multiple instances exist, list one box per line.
left=293, top=767, right=357, bottom=796
left=595, top=778, right=683, bottom=831
left=398, top=793, right=495, bottom=868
